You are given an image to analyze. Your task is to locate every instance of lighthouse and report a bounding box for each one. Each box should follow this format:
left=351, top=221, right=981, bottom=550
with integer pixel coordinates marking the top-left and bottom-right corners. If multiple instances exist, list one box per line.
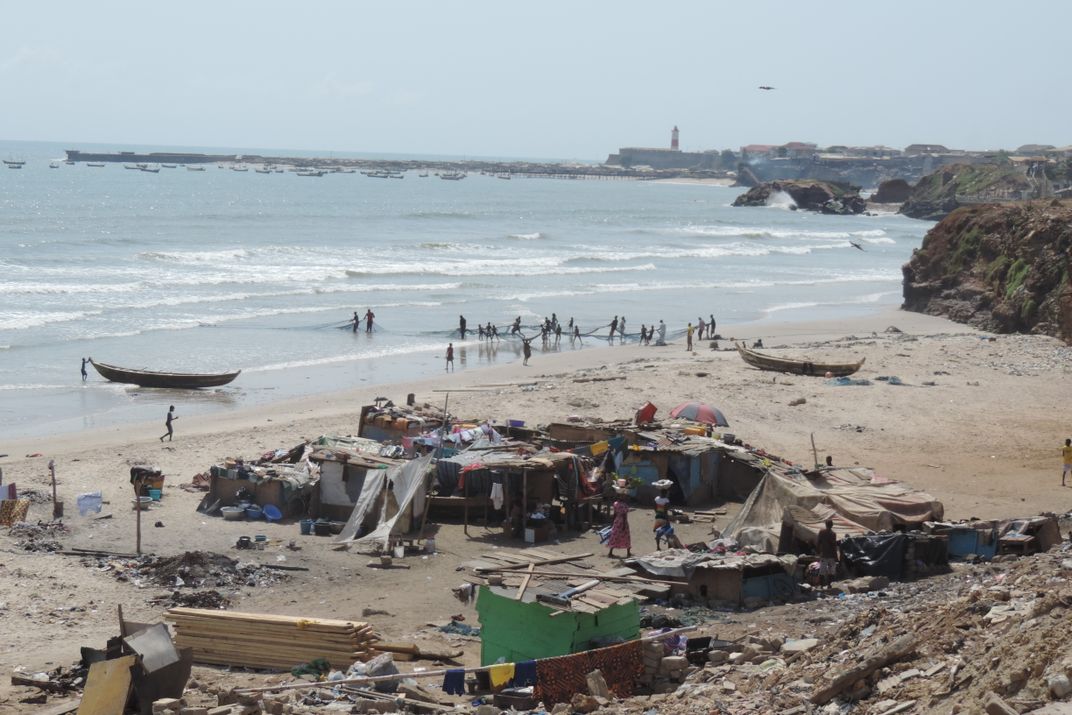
left=671, top=126, right=680, bottom=152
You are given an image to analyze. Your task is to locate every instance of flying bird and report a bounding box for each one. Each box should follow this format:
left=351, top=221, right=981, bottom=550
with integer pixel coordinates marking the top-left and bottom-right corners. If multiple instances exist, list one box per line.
left=758, top=85, right=775, bottom=90
left=849, top=241, right=864, bottom=251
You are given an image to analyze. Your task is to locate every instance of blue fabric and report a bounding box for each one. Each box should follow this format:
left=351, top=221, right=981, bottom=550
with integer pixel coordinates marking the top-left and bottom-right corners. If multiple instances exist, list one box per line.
left=512, top=660, right=537, bottom=687
left=443, top=668, right=466, bottom=695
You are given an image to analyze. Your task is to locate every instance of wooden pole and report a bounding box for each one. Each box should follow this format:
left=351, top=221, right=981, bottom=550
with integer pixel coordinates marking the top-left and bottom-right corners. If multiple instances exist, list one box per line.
left=48, top=459, right=60, bottom=519
left=463, top=468, right=469, bottom=537
left=134, top=477, right=143, bottom=555
left=810, top=432, right=820, bottom=470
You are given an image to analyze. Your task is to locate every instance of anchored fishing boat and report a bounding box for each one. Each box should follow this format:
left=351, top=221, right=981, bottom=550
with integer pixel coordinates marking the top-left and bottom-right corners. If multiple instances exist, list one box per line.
left=735, top=343, right=865, bottom=377
left=90, top=360, right=241, bottom=389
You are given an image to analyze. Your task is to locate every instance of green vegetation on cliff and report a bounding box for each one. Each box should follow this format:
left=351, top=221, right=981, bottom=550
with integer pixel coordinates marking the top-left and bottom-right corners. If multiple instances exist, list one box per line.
left=902, top=201, right=1072, bottom=343
left=900, top=164, right=1033, bottom=221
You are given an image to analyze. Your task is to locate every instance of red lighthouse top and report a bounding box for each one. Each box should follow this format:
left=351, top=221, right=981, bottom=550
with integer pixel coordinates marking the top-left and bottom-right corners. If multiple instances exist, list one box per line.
left=671, top=126, right=680, bottom=151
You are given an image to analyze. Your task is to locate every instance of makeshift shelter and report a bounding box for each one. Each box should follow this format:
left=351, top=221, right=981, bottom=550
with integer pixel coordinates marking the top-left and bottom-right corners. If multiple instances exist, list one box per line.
left=333, top=454, right=435, bottom=550
left=724, top=466, right=945, bottom=554
left=204, top=460, right=315, bottom=518
left=839, top=532, right=949, bottom=580
left=629, top=549, right=799, bottom=606
left=476, top=584, right=640, bottom=666
left=434, top=446, right=598, bottom=534
left=616, top=432, right=723, bottom=506
left=308, top=441, right=404, bottom=521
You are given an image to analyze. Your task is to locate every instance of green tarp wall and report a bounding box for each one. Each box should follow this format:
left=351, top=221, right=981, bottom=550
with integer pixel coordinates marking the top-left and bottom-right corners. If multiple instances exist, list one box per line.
left=475, top=586, right=640, bottom=666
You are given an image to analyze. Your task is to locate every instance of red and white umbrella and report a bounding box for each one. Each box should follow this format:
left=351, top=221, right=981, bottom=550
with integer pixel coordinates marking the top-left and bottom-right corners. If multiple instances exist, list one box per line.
left=668, top=401, right=729, bottom=427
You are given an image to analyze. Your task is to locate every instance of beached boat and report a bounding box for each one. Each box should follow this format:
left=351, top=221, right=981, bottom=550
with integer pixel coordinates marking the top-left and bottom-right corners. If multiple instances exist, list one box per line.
left=735, top=343, right=865, bottom=377
left=90, top=360, right=240, bottom=389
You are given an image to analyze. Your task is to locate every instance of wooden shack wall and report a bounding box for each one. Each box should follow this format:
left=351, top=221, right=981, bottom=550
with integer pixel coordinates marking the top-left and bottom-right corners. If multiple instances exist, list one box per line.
left=208, top=476, right=289, bottom=514
left=717, top=455, right=764, bottom=501
left=476, top=587, right=640, bottom=666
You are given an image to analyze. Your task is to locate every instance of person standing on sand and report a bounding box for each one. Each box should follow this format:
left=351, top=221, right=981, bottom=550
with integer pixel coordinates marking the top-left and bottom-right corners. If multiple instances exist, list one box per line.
left=81, top=357, right=89, bottom=382
left=816, top=518, right=839, bottom=588
left=619, top=316, right=626, bottom=343
left=159, top=405, right=177, bottom=442
left=686, top=322, right=694, bottom=351
left=656, top=320, right=667, bottom=346
left=606, top=492, right=631, bottom=558
left=522, top=338, right=532, bottom=366
left=573, top=325, right=581, bottom=345
left=364, top=308, right=375, bottom=333
left=709, top=314, right=717, bottom=337
left=697, top=316, right=706, bottom=341
left=446, top=343, right=454, bottom=371
left=609, top=316, right=618, bottom=342
left=1063, top=438, right=1072, bottom=486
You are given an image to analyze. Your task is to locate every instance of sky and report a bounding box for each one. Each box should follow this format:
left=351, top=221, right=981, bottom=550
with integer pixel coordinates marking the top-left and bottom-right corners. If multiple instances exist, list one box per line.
left=2, top=1, right=1070, bottom=160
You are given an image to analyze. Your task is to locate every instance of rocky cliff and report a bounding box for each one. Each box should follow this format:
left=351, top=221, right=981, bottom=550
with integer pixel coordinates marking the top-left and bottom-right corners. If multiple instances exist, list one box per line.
left=900, top=163, right=1032, bottom=220
left=732, top=180, right=866, bottom=215
left=902, top=201, right=1072, bottom=343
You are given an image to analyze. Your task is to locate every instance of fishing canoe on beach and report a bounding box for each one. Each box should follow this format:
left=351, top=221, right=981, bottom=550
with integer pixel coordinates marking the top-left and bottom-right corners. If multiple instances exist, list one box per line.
left=90, top=360, right=241, bottom=389
left=735, top=343, right=864, bottom=377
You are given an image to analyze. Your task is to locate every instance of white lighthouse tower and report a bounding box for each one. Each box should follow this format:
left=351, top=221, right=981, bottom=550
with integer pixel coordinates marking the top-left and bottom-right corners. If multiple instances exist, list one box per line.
left=671, top=126, right=680, bottom=152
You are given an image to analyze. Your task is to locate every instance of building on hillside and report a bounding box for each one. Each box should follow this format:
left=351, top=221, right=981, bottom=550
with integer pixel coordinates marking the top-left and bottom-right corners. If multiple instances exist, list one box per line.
left=904, top=143, right=950, bottom=155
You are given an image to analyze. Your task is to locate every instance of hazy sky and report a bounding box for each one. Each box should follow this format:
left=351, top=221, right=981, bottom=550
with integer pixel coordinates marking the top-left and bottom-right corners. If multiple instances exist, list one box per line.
left=3, top=1, right=1069, bottom=160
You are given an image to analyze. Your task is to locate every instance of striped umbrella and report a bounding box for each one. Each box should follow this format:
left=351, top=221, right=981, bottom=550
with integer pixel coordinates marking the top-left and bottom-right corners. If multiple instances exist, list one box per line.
left=668, top=401, right=729, bottom=427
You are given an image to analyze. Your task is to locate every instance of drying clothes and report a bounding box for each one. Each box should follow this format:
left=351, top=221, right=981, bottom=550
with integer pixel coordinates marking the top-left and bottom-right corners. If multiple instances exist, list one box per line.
left=488, top=663, right=515, bottom=689
left=590, top=440, right=609, bottom=456
left=511, top=660, right=537, bottom=687
left=0, top=498, right=30, bottom=527
left=534, top=640, right=643, bottom=704
left=442, top=668, right=466, bottom=695
left=490, top=483, right=505, bottom=511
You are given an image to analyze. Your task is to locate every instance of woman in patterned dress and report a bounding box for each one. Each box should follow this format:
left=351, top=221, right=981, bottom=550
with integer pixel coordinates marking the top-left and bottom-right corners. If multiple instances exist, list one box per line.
left=606, top=496, right=631, bottom=558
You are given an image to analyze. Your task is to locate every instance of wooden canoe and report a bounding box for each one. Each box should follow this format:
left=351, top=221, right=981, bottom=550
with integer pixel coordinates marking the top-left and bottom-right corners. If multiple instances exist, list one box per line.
left=735, top=343, right=864, bottom=377
left=90, top=359, right=240, bottom=389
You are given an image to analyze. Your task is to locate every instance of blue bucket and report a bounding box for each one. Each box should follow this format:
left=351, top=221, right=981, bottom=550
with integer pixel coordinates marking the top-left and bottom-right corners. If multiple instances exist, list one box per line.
left=262, top=504, right=282, bottom=522
left=245, top=506, right=264, bottom=520
left=300, top=519, right=314, bottom=535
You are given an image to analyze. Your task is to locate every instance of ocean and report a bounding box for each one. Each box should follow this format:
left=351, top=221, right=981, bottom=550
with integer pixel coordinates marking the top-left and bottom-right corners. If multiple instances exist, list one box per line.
left=0, top=140, right=931, bottom=438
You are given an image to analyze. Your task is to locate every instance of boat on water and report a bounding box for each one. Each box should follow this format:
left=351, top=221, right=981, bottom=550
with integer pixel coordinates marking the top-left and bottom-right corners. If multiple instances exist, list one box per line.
left=255, top=167, right=272, bottom=174
left=49, top=161, right=60, bottom=169
left=231, top=165, right=249, bottom=172
left=3, top=159, right=25, bottom=167
left=297, top=170, right=325, bottom=177
left=497, top=174, right=511, bottom=180
left=187, top=166, right=206, bottom=171
left=160, top=164, right=177, bottom=168
left=440, top=172, right=466, bottom=181
left=87, top=162, right=106, bottom=167
left=735, top=343, right=865, bottom=377
left=139, top=164, right=160, bottom=173
left=90, top=360, right=241, bottom=389
left=65, top=160, right=75, bottom=165
left=418, top=173, right=429, bottom=178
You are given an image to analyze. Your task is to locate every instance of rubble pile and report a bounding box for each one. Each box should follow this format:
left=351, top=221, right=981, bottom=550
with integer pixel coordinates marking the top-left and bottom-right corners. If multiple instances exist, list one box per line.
left=10, top=520, right=69, bottom=552
left=83, top=550, right=286, bottom=601
left=619, top=547, right=1072, bottom=714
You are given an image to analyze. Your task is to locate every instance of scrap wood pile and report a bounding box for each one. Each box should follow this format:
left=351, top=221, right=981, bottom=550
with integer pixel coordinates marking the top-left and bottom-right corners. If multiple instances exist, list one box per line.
left=165, top=608, right=379, bottom=671
left=460, top=548, right=671, bottom=609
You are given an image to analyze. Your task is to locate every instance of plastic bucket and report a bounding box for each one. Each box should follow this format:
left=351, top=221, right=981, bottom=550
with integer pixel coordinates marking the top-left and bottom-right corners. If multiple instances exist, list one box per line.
left=424, top=537, right=436, bottom=554
left=148, top=488, right=162, bottom=501
left=245, top=507, right=264, bottom=520
left=262, top=504, right=282, bottom=522
left=299, top=519, right=313, bottom=535
left=508, top=419, right=525, bottom=428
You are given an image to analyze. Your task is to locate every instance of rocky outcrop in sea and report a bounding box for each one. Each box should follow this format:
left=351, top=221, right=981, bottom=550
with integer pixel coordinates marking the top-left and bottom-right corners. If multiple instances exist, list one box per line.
left=902, top=200, right=1072, bottom=343
left=732, top=180, right=866, bottom=215
left=899, top=163, right=1033, bottom=220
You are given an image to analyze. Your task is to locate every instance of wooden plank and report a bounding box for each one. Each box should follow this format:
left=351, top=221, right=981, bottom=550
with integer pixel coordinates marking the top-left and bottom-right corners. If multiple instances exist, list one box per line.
left=476, top=552, right=592, bottom=572
left=77, top=655, right=135, bottom=715
left=515, top=563, right=536, bottom=601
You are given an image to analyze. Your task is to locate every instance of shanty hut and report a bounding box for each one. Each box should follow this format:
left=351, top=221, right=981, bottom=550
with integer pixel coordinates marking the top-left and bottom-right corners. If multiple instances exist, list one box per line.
left=628, top=549, right=798, bottom=606
left=358, top=402, right=445, bottom=444
left=307, top=436, right=406, bottom=521
left=724, top=465, right=945, bottom=554
left=203, top=451, right=315, bottom=517
left=616, top=432, right=724, bottom=506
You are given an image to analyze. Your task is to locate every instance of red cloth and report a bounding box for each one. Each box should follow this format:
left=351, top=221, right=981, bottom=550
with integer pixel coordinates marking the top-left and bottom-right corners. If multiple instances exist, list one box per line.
left=607, top=500, right=631, bottom=550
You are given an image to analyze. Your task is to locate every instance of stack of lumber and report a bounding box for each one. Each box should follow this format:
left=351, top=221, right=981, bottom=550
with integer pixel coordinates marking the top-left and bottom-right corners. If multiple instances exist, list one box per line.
left=165, top=607, right=378, bottom=671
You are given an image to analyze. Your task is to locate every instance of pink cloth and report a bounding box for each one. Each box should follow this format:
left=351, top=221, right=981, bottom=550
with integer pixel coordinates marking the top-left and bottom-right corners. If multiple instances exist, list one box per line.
left=607, top=500, right=631, bottom=550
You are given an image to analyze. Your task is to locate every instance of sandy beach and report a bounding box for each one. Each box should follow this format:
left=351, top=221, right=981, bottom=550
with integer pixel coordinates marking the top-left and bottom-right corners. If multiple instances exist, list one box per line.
left=2, top=306, right=1071, bottom=710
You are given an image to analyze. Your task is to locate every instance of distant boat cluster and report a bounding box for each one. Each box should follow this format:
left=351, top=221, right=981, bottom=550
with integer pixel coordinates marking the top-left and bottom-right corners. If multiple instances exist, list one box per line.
left=6, top=157, right=487, bottom=182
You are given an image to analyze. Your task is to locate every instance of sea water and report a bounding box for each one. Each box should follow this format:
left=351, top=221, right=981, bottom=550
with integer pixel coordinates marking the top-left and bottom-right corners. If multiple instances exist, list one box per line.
left=0, top=140, right=931, bottom=438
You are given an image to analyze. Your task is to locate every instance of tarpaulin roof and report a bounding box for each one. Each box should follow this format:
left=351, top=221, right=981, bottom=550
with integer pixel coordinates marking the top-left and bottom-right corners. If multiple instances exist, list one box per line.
left=629, top=548, right=796, bottom=580
left=724, top=466, right=944, bottom=553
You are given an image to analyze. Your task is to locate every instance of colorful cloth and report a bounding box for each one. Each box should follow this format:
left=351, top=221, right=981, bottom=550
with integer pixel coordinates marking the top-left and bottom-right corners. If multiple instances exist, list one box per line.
left=534, top=640, right=643, bottom=704
left=0, top=499, right=30, bottom=527
left=442, top=668, right=466, bottom=695
left=512, top=660, right=537, bottom=687
left=607, top=500, right=630, bottom=550
left=488, top=663, right=515, bottom=689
